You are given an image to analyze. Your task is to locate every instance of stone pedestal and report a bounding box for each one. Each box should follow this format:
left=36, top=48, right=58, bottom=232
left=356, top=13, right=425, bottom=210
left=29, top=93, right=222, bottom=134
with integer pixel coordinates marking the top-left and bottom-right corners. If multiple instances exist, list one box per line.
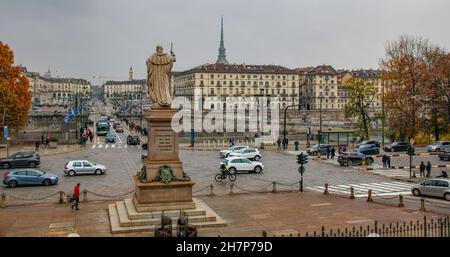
left=144, top=107, right=184, bottom=181
left=135, top=107, right=191, bottom=206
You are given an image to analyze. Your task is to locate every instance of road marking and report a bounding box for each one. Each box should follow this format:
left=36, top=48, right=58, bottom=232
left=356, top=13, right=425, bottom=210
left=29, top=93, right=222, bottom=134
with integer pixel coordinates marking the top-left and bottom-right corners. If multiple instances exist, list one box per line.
left=112, top=144, right=116, bottom=148
left=306, top=182, right=413, bottom=198
left=105, top=144, right=109, bottom=149
left=98, top=144, right=103, bottom=148
left=92, top=145, right=96, bottom=149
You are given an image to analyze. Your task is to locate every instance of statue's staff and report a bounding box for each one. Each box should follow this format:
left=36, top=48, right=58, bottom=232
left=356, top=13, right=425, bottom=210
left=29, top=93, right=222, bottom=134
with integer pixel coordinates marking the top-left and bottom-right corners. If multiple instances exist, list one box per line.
left=170, top=42, right=176, bottom=62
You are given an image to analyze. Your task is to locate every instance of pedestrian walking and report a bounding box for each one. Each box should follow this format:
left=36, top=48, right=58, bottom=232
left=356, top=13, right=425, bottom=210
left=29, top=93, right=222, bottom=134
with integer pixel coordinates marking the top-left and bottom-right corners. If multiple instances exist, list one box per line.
left=331, top=147, right=336, bottom=159
left=419, top=161, right=425, bottom=177
left=35, top=140, right=40, bottom=152
left=46, top=134, right=50, bottom=147
left=387, top=155, right=391, bottom=168
left=338, top=146, right=342, bottom=155
left=326, top=146, right=331, bottom=159
left=41, top=134, right=44, bottom=145
left=426, top=161, right=432, bottom=178
left=277, top=138, right=281, bottom=150
left=71, top=183, right=81, bottom=210
left=382, top=155, right=387, bottom=168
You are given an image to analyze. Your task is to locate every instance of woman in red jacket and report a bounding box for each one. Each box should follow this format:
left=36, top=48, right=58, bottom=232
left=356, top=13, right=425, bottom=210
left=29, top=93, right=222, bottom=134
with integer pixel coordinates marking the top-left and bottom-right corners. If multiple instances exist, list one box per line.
left=71, top=183, right=81, bottom=210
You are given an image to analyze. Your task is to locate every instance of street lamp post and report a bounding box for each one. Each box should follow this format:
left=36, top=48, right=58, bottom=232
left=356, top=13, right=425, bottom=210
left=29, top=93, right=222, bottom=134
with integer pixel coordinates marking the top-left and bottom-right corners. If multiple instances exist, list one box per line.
left=381, top=81, right=385, bottom=147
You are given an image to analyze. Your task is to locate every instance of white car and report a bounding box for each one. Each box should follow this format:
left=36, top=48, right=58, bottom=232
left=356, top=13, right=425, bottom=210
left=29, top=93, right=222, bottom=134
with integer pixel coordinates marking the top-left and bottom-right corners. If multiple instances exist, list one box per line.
left=228, top=148, right=262, bottom=161
left=219, top=145, right=249, bottom=158
left=220, top=156, right=264, bottom=174
left=427, top=141, right=450, bottom=152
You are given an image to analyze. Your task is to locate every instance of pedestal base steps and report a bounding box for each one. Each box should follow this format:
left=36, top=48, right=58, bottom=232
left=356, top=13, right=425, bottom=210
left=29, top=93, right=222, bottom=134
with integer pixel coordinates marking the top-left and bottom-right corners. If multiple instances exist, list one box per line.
left=108, top=197, right=226, bottom=234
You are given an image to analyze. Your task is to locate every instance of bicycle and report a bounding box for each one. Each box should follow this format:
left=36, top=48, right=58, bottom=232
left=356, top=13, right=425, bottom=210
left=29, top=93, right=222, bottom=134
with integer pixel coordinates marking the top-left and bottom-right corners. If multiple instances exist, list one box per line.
left=215, top=171, right=236, bottom=182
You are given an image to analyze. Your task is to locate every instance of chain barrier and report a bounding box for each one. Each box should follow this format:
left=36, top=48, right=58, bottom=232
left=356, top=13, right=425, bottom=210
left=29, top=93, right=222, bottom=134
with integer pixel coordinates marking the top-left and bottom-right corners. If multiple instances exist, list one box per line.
left=192, top=184, right=211, bottom=193
left=233, top=182, right=274, bottom=193
left=372, top=192, right=400, bottom=200
left=84, top=189, right=135, bottom=198
left=425, top=199, right=450, bottom=210
left=1, top=191, right=62, bottom=201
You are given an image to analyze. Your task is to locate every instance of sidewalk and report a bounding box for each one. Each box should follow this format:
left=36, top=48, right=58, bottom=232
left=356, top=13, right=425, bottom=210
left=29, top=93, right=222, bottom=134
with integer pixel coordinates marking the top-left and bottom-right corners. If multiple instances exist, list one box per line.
left=0, top=144, right=85, bottom=158
left=0, top=191, right=445, bottom=237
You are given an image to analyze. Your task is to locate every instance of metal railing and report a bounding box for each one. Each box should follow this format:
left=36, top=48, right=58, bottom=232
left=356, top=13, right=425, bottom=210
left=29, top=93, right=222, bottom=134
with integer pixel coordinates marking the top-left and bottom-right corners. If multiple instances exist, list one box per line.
left=263, top=216, right=450, bottom=237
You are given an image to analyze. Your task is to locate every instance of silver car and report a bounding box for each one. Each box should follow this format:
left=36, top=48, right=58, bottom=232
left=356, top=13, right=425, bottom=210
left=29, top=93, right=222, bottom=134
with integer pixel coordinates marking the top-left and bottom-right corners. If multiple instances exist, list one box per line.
left=427, top=141, right=450, bottom=152
left=411, top=178, right=450, bottom=201
left=64, top=160, right=107, bottom=176
left=219, top=145, right=249, bottom=158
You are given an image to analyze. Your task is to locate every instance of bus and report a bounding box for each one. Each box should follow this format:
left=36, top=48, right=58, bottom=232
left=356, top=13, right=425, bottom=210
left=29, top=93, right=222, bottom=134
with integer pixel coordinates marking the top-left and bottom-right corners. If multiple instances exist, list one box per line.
left=96, top=120, right=110, bottom=136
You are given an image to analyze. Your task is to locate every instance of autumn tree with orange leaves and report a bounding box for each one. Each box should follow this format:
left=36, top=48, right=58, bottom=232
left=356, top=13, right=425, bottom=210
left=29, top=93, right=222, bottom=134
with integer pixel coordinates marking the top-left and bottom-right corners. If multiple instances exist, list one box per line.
left=0, top=41, right=32, bottom=134
left=381, top=36, right=450, bottom=142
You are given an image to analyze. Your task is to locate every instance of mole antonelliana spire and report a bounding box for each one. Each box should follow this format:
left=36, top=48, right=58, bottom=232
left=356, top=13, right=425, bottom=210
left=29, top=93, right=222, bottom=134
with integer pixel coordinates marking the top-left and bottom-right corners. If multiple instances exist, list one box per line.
left=215, top=17, right=229, bottom=64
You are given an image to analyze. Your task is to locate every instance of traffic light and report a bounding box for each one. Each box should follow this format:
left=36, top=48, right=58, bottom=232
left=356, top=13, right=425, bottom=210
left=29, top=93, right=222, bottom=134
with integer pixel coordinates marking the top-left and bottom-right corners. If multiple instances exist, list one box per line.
left=407, top=146, right=415, bottom=156
left=296, top=153, right=308, bottom=165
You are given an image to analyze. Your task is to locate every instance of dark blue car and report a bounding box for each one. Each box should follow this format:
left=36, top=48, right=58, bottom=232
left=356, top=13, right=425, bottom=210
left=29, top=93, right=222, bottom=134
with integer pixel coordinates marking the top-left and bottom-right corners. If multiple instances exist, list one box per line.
left=3, top=169, right=59, bottom=188
left=105, top=133, right=116, bottom=143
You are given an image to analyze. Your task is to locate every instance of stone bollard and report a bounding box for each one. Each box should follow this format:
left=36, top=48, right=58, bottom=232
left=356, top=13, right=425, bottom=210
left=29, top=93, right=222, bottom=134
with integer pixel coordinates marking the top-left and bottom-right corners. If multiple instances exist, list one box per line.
left=209, top=184, right=215, bottom=196
left=0, top=193, right=5, bottom=208
left=419, top=198, right=426, bottom=212
left=398, top=194, right=405, bottom=208
left=59, top=191, right=64, bottom=204
left=82, top=190, right=88, bottom=202
left=367, top=189, right=373, bottom=202
left=323, top=183, right=329, bottom=195
left=272, top=182, right=277, bottom=193
left=349, top=187, right=355, bottom=199
left=229, top=183, right=234, bottom=195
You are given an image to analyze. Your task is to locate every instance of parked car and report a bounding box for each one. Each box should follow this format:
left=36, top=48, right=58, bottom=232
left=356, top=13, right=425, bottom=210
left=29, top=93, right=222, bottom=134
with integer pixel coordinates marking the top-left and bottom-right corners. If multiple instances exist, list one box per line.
left=306, top=144, right=331, bottom=156
left=356, top=140, right=380, bottom=148
left=105, top=133, right=116, bottom=143
left=228, top=148, right=262, bottom=161
left=64, top=160, right=107, bottom=176
left=115, top=126, right=124, bottom=133
left=3, top=169, right=58, bottom=188
left=383, top=142, right=411, bottom=152
left=220, top=157, right=264, bottom=174
left=439, top=148, right=450, bottom=161
left=0, top=152, right=40, bottom=169
left=337, top=152, right=374, bottom=166
left=355, top=144, right=380, bottom=155
left=411, top=178, right=450, bottom=201
left=427, top=141, right=450, bottom=152
left=219, top=145, right=249, bottom=158
left=127, top=135, right=141, bottom=145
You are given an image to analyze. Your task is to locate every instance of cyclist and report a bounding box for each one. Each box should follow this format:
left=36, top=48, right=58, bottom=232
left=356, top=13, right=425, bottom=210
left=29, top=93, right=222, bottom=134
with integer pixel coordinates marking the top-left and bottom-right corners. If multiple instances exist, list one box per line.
left=219, top=164, right=228, bottom=176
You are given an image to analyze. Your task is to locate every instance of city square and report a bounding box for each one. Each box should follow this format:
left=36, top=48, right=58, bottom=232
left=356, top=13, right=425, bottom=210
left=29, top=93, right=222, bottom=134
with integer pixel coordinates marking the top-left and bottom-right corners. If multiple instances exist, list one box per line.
left=1, top=1, right=450, bottom=249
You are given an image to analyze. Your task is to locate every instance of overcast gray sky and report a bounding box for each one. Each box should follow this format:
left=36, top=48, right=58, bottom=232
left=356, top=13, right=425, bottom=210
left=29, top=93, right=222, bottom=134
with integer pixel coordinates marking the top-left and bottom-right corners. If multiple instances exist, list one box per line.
left=1, top=0, right=450, bottom=84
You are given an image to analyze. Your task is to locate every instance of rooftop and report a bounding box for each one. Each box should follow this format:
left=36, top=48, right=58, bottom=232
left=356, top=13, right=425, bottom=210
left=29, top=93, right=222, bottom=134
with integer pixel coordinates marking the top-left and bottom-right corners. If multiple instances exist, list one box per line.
left=176, top=63, right=297, bottom=76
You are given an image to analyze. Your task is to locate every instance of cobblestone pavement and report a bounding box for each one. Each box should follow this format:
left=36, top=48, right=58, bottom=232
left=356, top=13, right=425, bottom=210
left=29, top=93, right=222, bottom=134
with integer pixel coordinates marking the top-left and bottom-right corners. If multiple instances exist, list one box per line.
left=1, top=102, right=447, bottom=206
left=0, top=192, right=447, bottom=237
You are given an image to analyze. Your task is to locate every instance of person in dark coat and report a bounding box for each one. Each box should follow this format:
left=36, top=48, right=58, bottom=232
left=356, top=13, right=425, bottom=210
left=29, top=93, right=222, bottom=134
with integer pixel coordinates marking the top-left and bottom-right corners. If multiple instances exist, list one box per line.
left=382, top=155, right=387, bottom=168
left=386, top=155, right=391, bottom=168
left=326, top=146, right=331, bottom=159
left=71, top=183, right=81, bottom=210
left=331, top=147, right=336, bottom=159
left=277, top=138, right=281, bottom=150
left=41, top=134, right=44, bottom=145
left=419, top=161, right=426, bottom=177
left=426, top=161, right=432, bottom=178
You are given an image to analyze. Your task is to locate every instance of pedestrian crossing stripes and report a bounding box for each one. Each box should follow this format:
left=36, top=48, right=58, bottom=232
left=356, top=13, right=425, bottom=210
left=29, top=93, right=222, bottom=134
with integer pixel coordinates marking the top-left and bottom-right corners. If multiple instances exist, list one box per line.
left=368, top=169, right=412, bottom=178
left=91, top=143, right=138, bottom=150
left=306, top=181, right=413, bottom=198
